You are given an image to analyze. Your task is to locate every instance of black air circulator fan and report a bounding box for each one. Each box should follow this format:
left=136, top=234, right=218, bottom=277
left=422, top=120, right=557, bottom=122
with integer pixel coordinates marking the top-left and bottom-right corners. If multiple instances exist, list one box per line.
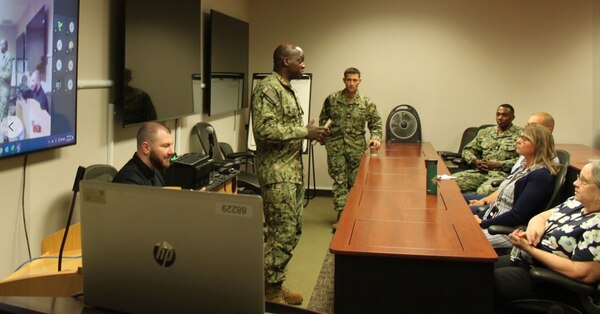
left=385, top=104, right=422, bottom=143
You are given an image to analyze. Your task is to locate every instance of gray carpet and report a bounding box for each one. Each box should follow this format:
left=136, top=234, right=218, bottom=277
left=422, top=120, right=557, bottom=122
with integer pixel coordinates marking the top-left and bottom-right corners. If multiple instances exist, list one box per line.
left=307, top=252, right=334, bottom=314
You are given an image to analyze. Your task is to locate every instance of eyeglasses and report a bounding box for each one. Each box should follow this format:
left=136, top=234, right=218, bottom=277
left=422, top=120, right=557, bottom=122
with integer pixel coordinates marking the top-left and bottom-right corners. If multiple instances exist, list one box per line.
left=518, top=135, right=531, bottom=142
left=576, top=173, right=592, bottom=187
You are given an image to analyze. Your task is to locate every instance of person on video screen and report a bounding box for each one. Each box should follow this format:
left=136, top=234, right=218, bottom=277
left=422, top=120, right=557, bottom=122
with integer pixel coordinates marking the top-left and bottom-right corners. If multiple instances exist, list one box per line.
left=23, top=69, right=49, bottom=113
left=0, top=39, right=12, bottom=125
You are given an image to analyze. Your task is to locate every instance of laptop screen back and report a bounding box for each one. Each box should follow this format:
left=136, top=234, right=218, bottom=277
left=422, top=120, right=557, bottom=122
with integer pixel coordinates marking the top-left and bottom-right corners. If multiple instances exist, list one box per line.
left=79, top=181, right=264, bottom=313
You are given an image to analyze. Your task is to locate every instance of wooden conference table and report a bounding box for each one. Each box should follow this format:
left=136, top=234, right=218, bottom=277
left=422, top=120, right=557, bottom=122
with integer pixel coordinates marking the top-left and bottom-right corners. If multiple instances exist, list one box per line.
left=556, top=143, right=600, bottom=201
left=556, top=144, right=600, bottom=171
left=330, top=142, right=498, bottom=313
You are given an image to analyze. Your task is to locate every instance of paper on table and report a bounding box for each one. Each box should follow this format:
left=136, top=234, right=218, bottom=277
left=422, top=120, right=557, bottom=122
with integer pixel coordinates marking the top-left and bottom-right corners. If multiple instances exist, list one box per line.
left=436, top=174, right=456, bottom=181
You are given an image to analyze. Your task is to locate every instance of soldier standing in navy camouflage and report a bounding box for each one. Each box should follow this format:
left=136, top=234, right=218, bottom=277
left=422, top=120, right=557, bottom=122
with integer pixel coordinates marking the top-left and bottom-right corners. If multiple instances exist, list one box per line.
left=251, top=44, right=329, bottom=305
left=319, top=67, right=383, bottom=231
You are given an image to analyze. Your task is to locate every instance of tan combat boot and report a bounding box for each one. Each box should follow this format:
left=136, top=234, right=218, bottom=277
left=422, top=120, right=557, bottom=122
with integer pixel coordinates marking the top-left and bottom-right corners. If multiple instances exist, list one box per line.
left=265, top=283, right=285, bottom=304
left=265, top=283, right=303, bottom=305
left=331, top=211, right=342, bottom=232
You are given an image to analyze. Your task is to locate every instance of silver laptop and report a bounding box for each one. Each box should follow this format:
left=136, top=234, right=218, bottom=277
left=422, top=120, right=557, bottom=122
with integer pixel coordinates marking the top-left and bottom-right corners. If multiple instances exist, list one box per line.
left=80, top=181, right=265, bottom=314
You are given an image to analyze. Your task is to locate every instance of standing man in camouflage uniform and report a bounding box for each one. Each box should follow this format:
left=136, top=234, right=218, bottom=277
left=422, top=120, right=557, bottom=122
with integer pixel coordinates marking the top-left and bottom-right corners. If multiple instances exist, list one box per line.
left=0, top=39, right=13, bottom=138
left=252, top=44, right=329, bottom=305
left=455, top=104, right=522, bottom=195
left=319, top=67, right=382, bottom=231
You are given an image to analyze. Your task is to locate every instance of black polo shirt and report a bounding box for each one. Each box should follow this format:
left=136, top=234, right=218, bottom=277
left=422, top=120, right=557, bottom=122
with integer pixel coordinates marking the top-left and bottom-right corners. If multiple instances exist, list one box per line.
left=113, top=153, right=166, bottom=186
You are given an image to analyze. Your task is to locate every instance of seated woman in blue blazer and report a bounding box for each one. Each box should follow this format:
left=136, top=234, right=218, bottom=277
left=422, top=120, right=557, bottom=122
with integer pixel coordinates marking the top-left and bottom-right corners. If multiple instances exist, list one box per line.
left=469, top=123, right=558, bottom=250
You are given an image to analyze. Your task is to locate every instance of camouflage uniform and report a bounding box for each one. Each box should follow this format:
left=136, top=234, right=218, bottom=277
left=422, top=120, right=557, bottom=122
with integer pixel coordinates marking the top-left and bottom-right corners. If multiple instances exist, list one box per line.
left=455, top=124, right=522, bottom=195
left=319, top=90, right=382, bottom=213
left=251, top=72, right=307, bottom=285
left=0, top=50, right=12, bottom=129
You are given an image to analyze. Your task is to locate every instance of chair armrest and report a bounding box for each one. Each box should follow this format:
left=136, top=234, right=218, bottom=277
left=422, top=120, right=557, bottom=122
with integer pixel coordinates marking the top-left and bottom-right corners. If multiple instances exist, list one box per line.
left=451, top=158, right=467, bottom=166
left=226, top=151, right=255, bottom=160
left=530, top=267, right=596, bottom=296
left=437, top=151, right=461, bottom=159
left=488, top=225, right=519, bottom=235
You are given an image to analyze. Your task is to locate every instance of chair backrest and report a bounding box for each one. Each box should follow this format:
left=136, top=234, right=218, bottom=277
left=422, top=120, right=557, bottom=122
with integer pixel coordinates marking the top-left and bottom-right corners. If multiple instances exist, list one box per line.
left=193, top=122, right=226, bottom=161
left=545, top=149, right=570, bottom=209
left=219, top=142, right=256, bottom=172
left=193, top=123, right=261, bottom=194
left=83, top=164, right=118, bottom=182
left=478, top=124, right=495, bottom=131
left=458, top=127, right=480, bottom=154
left=455, top=124, right=494, bottom=153
left=219, top=142, right=233, bottom=156
left=385, top=104, right=422, bottom=143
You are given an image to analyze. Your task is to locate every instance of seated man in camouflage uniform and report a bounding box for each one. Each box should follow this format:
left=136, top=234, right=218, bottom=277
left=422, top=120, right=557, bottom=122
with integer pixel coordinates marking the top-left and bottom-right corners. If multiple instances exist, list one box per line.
left=455, top=104, right=522, bottom=195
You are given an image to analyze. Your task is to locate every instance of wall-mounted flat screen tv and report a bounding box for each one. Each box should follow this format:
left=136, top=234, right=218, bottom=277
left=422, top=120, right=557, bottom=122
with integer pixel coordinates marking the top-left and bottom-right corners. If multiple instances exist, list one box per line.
left=0, top=0, right=79, bottom=159
left=204, top=10, right=248, bottom=116
left=120, top=0, right=201, bottom=127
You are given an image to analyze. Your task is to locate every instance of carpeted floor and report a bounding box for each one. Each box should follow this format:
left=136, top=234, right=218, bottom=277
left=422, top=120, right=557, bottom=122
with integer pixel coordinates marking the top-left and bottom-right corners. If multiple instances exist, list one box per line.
left=307, top=252, right=334, bottom=314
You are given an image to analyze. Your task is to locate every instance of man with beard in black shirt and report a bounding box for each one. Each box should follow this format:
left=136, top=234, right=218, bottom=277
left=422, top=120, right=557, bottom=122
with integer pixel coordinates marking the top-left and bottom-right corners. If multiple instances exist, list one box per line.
left=113, top=121, right=174, bottom=186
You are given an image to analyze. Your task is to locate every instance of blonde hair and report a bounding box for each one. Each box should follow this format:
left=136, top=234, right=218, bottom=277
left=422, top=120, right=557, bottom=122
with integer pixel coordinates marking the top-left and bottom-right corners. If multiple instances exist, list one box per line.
left=522, top=123, right=558, bottom=175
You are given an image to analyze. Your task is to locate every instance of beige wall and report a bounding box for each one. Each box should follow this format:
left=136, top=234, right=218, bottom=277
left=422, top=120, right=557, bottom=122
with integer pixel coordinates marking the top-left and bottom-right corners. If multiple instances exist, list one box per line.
left=250, top=0, right=595, bottom=190
left=0, top=0, right=597, bottom=278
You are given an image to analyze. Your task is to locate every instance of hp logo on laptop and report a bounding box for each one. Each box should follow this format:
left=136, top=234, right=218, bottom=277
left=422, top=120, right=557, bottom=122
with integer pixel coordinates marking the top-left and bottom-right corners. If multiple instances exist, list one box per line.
left=153, top=241, right=176, bottom=267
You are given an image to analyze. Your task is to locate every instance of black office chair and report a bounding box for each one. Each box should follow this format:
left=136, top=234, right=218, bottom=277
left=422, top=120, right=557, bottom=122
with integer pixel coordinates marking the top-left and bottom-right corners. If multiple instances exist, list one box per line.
left=488, top=225, right=600, bottom=314
left=545, top=149, right=570, bottom=209
left=438, top=124, right=496, bottom=174
left=438, top=126, right=479, bottom=173
left=219, top=142, right=255, bottom=172
left=83, top=164, right=118, bottom=182
left=193, top=122, right=261, bottom=194
left=385, top=104, right=422, bottom=143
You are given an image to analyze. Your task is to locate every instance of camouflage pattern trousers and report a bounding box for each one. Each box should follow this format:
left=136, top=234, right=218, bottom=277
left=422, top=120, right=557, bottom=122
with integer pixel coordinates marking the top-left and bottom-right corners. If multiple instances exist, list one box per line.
left=263, top=182, right=304, bottom=285
left=327, top=150, right=362, bottom=213
left=455, top=169, right=508, bottom=195
left=0, top=93, right=7, bottom=126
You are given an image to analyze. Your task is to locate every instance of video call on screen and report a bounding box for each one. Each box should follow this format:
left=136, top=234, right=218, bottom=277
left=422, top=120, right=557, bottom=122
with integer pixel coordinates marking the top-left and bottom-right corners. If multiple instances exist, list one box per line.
left=0, top=0, right=79, bottom=159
